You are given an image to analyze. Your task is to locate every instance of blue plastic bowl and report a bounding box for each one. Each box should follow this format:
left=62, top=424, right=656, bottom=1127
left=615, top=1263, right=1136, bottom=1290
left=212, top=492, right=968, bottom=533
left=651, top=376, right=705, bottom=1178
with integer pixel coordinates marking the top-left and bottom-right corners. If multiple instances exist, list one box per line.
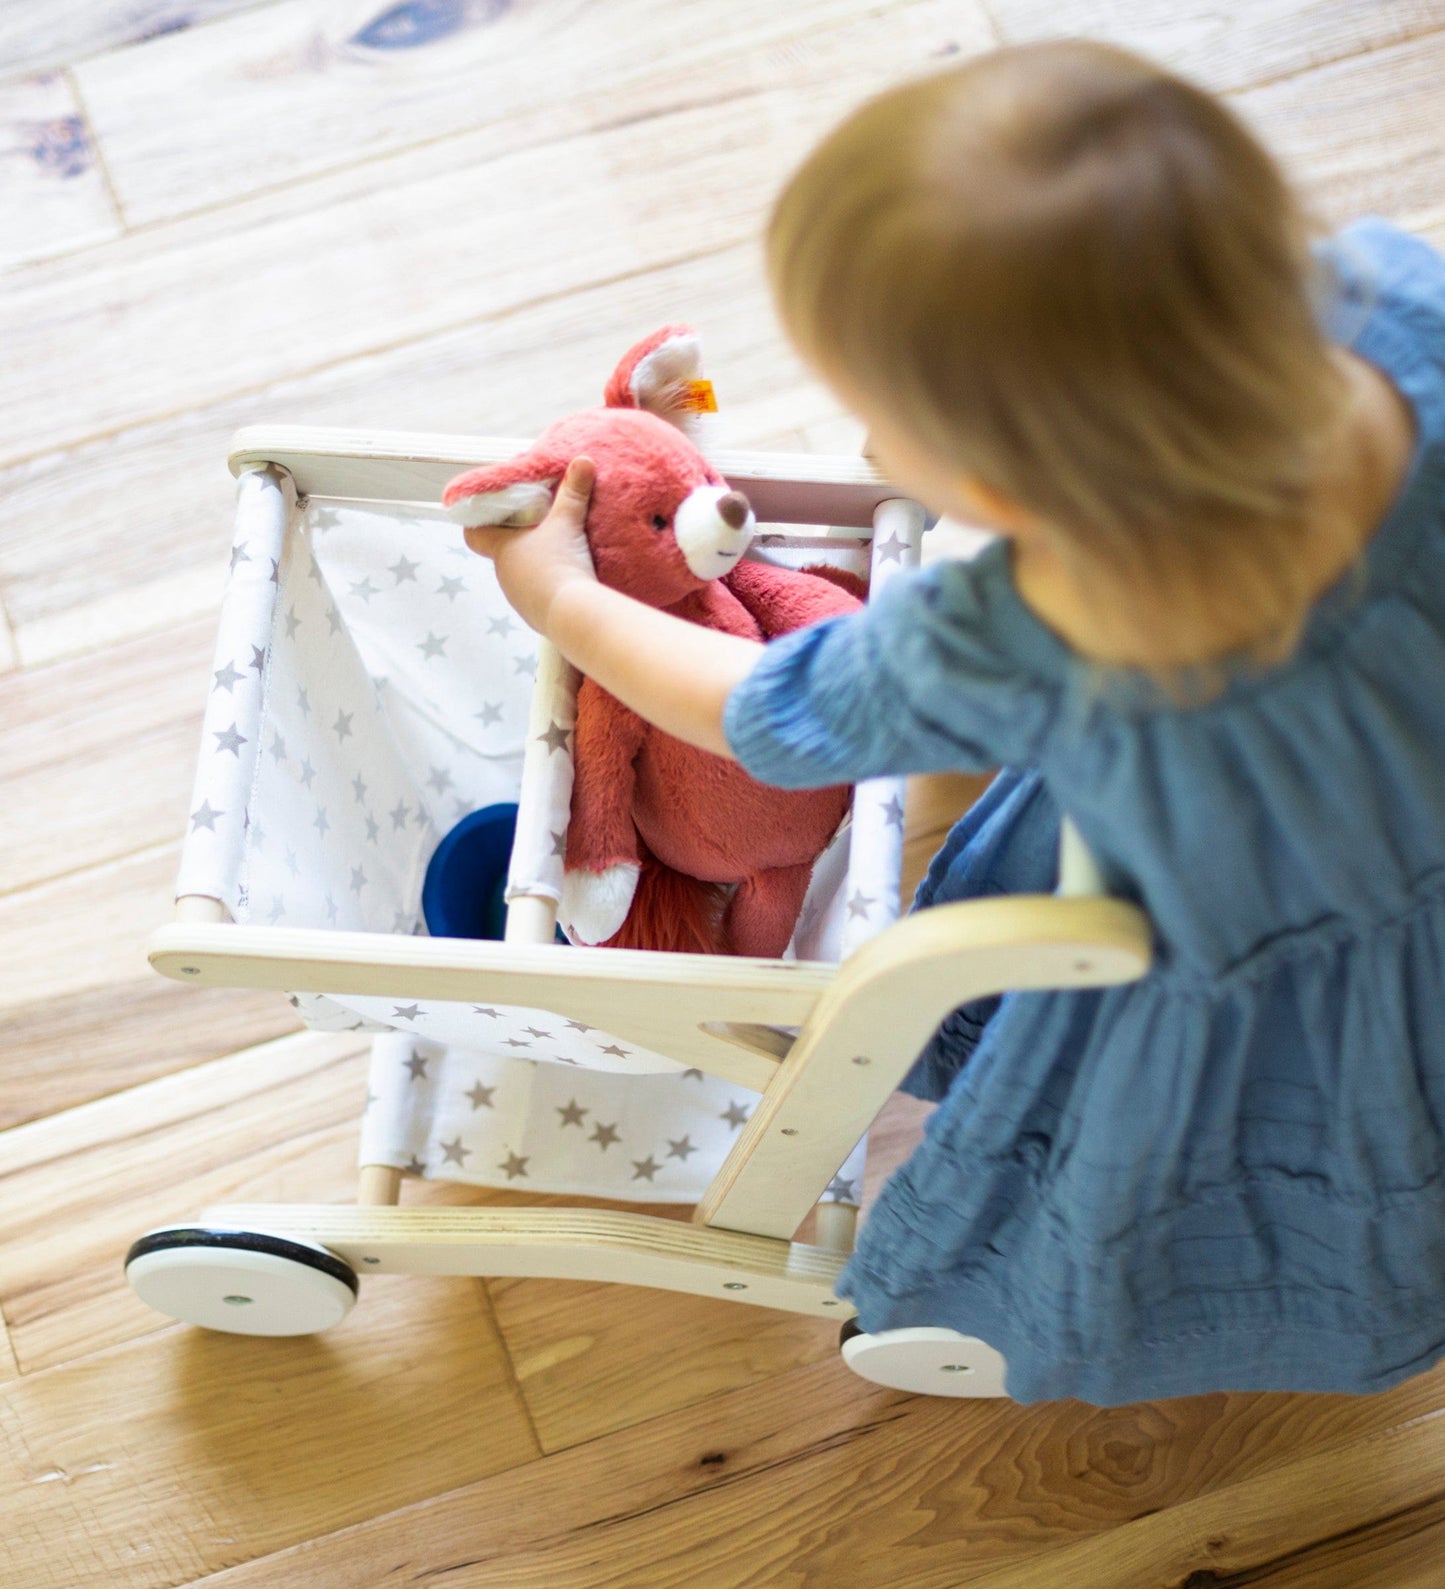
left=422, top=804, right=522, bottom=942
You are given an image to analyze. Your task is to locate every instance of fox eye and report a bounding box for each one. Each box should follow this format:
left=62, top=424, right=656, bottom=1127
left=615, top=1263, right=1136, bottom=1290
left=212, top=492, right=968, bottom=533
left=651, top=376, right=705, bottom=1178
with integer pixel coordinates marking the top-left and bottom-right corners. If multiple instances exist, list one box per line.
left=651, top=514, right=668, bottom=530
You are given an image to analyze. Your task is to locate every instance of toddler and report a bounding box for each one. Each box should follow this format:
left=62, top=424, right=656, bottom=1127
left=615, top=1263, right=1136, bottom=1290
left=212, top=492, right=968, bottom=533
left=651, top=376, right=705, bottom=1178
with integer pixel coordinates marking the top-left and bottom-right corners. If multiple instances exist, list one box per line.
left=467, top=42, right=1445, bottom=1403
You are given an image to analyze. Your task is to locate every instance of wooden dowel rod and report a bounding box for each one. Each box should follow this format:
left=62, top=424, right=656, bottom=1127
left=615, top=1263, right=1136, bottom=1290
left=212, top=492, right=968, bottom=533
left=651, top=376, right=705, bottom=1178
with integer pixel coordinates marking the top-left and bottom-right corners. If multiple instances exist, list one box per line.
left=176, top=895, right=230, bottom=923
left=357, top=1165, right=403, bottom=1206
left=812, top=1202, right=858, bottom=1254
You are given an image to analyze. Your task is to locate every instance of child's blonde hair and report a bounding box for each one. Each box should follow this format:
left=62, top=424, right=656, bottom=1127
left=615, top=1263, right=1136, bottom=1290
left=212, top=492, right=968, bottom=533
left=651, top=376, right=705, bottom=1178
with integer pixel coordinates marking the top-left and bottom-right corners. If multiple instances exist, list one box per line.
left=767, top=41, right=1352, bottom=679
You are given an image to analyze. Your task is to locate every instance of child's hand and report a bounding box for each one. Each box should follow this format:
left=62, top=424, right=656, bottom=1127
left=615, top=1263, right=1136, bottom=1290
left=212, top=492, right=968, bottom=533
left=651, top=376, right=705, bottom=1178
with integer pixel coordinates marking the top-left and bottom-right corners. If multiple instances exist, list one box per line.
left=464, top=456, right=598, bottom=637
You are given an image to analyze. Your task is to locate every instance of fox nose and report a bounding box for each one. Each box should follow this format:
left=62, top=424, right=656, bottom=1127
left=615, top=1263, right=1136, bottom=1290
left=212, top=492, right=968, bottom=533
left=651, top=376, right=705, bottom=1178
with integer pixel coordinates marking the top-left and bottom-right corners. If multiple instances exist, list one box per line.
left=673, top=483, right=757, bottom=578
left=717, top=490, right=751, bottom=530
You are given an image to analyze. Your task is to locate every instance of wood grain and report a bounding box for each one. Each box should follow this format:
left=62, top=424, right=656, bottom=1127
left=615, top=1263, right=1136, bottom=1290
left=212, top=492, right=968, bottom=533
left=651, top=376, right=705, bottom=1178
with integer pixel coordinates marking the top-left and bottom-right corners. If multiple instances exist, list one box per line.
left=1, top=8, right=1443, bottom=1589
left=379, top=1088, right=929, bottom=1457
left=225, top=426, right=896, bottom=526
left=0, top=1, right=275, bottom=79
left=1235, top=27, right=1445, bottom=235
left=181, top=1359, right=1445, bottom=1589
left=0, top=241, right=841, bottom=666
left=0, top=978, right=298, bottom=1134
left=0, top=845, right=184, bottom=1011
left=0, top=1303, right=17, bottom=1380
left=488, top=1272, right=839, bottom=1452
left=0, top=1274, right=538, bottom=1589
left=985, top=0, right=1445, bottom=93
left=0, top=70, right=120, bottom=270
left=1221, top=1497, right=1445, bottom=1588
left=75, top=0, right=995, bottom=226
left=0, top=619, right=213, bottom=894
left=0, top=640, right=303, bottom=1126
left=954, top=1408, right=1445, bottom=1588
left=0, top=2, right=973, bottom=473
left=0, top=1029, right=367, bottom=1370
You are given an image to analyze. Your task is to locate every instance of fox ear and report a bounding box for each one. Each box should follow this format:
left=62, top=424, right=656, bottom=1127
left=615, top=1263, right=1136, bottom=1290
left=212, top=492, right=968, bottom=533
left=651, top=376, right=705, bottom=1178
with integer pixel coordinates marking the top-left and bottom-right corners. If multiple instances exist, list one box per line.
left=604, top=325, right=714, bottom=436
left=442, top=452, right=559, bottom=528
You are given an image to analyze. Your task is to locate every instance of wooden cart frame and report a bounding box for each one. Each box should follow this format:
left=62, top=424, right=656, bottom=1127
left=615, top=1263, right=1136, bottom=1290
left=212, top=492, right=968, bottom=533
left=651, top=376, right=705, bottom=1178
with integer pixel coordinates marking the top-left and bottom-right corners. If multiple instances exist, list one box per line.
left=145, top=427, right=1152, bottom=1341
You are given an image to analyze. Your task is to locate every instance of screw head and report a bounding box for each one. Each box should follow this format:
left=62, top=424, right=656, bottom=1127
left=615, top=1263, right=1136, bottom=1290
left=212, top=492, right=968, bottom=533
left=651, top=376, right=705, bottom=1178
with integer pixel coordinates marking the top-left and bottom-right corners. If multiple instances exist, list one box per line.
left=181, top=966, right=201, bottom=976
left=821, top=1299, right=839, bottom=1307
left=723, top=1281, right=747, bottom=1291
left=851, top=1055, right=871, bottom=1066
left=940, top=1363, right=974, bottom=1374
left=780, top=1127, right=798, bottom=1137
left=221, top=1294, right=254, bottom=1307
left=362, top=1257, right=380, bottom=1265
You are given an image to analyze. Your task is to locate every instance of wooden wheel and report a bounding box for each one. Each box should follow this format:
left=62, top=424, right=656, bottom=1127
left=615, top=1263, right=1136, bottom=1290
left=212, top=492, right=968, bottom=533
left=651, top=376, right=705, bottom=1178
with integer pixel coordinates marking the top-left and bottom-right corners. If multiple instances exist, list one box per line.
left=125, top=1227, right=359, bottom=1336
left=840, top=1321, right=1009, bottom=1398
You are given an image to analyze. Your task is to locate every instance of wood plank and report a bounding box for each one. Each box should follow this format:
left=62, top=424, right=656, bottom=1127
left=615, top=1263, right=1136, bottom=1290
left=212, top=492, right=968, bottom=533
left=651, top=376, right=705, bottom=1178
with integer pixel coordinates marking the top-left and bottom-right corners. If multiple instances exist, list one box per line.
left=179, top=1358, right=1445, bottom=1589
left=955, top=1408, right=1445, bottom=1588
left=0, top=1029, right=369, bottom=1371
left=182, top=1359, right=909, bottom=1588
left=0, top=0, right=976, bottom=472
left=0, top=1303, right=17, bottom=1380
left=0, top=620, right=212, bottom=894
left=76, top=0, right=994, bottom=227
left=489, top=1272, right=840, bottom=1452
left=0, top=845, right=184, bottom=1011
left=150, top=919, right=832, bottom=1091
left=8, top=39, right=1434, bottom=671
left=0, top=1274, right=538, bottom=1589
left=226, top=428, right=896, bottom=527
left=1228, top=1498, right=1445, bottom=1588
left=0, top=69, right=119, bottom=269
left=985, top=0, right=1445, bottom=94
left=1234, top=28, right=1445, bottom=236
left=0, top=978, right=298, bottom=1134
left=0, top=242, right=843, bottom=665
left=0, top=673, right=303, bottom=1127
left=419, top=1088, right=930, bottom=1453
left=0, top=1, right=276, bottom=79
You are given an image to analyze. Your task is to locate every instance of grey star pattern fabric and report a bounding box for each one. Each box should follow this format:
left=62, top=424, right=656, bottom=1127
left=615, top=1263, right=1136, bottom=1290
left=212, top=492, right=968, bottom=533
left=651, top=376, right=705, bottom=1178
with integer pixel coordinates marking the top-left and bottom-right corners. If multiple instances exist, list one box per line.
left=175, top=485, right=903, bottom=1205
left=360, top=1032, right=781, bottom=1203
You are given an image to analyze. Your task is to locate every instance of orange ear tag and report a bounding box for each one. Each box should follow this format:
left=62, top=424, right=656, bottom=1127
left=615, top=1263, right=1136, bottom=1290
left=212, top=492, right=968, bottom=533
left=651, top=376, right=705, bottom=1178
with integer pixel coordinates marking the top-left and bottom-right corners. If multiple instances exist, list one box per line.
left=676, top=378, right=718, bottom=414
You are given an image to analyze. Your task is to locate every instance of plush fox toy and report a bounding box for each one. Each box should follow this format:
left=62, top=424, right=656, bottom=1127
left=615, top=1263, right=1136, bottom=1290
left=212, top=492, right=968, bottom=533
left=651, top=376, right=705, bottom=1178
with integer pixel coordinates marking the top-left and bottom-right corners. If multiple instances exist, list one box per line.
left=442, top=327, right=862, bottom=958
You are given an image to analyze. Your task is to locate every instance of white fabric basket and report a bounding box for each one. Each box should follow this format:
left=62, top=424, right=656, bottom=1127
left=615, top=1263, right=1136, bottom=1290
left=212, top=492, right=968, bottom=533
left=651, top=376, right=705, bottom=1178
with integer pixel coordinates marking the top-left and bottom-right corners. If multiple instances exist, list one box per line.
left=175, top=472, right=906, bottom=1203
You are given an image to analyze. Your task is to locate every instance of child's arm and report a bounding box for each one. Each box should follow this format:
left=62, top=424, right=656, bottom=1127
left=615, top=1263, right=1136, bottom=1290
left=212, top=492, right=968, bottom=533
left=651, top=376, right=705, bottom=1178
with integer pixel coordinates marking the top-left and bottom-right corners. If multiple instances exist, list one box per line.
left=464, top=457, right=758, bottom=759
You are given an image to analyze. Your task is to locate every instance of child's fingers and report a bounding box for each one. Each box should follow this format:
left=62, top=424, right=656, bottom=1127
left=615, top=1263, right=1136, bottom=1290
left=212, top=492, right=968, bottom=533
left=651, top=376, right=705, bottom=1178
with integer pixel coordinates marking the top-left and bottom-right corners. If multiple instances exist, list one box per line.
left=463, top=524, right=506, bottom=559
left=463, top=456, right=594, bottom=561
left=550, top=455, right=596, bottom=522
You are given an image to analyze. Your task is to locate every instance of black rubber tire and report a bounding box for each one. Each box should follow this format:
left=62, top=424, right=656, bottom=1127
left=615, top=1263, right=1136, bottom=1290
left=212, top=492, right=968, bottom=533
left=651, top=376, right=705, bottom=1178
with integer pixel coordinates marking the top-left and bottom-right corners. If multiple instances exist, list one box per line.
left=124, top=1227, right=359, bottom=1296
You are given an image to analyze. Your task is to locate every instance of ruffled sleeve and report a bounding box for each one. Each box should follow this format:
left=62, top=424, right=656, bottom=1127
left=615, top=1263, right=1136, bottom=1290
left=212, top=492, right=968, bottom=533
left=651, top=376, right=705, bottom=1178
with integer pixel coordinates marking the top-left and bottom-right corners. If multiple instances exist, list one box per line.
left=722, top=545, right=1065, bottom=788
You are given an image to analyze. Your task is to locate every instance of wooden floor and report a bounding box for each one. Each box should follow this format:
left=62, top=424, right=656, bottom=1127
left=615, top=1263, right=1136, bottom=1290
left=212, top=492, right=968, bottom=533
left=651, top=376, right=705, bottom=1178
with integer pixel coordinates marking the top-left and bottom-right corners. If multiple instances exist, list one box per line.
left=3, top=2, right=1445, bottom=1584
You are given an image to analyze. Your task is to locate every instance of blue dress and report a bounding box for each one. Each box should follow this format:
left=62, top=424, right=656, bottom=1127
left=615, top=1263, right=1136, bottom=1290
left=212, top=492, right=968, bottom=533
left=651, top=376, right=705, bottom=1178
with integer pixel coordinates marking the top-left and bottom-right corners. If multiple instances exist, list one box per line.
left=722, top=219, right=1445, bottom=1404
